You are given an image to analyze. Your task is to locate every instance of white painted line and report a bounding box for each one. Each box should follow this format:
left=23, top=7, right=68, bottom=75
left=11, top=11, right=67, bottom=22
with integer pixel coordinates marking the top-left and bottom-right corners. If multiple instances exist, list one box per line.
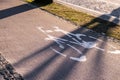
left=109, top=50, right=120, bottom=54
left=46, top=30, right=53, bottom=33
left=80, top=41, right=97, bottom=49
left=67, top=44, right=82, bottom=54
left=89, top=36, right=103, bottom=42
left=70, top=55, right=87, bottom=62
left=95, top=47, right=104, bottom=51
left=50, top=47, right=67, bottom=57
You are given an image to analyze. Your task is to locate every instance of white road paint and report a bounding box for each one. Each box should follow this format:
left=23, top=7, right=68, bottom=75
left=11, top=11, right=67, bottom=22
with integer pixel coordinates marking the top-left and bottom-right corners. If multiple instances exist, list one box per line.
left=80, top=41, right=97, bottom=48
left=38, top=27, right=46, bottom=33
left=46, top=30, right=53, bottom=33
left=89, top=36, right=103, bottom=42
left=37, top=26, right=120, bottom=62
left=54, top=26, right=86, bottom=38
left=50, top=47, right=67, bottom=57
left=67, top=44, right=82, bottom=54
left=89, top=36, right=117, bottom=49
left=109, top=50, right=120, bottom=54
left=45, top=35, right=66, bottom=49
left=70, top=55, right=87, bottom=62
left=95, top=47, right=105, bottom=51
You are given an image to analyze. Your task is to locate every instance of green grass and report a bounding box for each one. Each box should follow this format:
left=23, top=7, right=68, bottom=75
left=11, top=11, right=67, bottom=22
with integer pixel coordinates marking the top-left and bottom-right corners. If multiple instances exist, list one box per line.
left=41, top=3, right=94, bottom=26
left=32, top=2, right=120, bottom=40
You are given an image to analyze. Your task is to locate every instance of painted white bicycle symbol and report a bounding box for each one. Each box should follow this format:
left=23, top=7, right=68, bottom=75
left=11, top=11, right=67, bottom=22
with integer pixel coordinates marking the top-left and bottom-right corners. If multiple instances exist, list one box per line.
left=38, top=26, right=120, bottom=62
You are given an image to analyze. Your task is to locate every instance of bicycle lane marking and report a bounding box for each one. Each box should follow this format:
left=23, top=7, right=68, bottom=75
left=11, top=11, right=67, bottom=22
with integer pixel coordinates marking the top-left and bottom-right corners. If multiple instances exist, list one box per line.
left=37, top=26, right=120, bottom=62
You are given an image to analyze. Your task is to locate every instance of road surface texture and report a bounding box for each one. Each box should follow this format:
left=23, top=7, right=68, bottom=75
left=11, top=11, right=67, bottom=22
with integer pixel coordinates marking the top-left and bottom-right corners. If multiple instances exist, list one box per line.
left=0, top=0, right=120, bottom=80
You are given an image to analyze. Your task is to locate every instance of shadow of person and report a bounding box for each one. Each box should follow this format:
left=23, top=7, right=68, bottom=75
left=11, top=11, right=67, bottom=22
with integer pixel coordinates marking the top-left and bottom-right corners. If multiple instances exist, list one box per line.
left=110, top=7, right=120, bottom=24
left=110, top=7, right=120, bottom=18
left=82, top=7, right=120, bottom=34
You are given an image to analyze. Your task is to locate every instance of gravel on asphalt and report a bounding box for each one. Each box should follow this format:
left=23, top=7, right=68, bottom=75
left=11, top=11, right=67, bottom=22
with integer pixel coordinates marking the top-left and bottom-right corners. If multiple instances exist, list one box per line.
left=0, top=53, right=24, bottom=80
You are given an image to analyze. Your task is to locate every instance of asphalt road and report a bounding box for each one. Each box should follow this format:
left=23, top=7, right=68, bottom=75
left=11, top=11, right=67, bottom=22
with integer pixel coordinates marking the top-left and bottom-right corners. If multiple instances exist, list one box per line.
left=0, top=0, right=120, bottom=80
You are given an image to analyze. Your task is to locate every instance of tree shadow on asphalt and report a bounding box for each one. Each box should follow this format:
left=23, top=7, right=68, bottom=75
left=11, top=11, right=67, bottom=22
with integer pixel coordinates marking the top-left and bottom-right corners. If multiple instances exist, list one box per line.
left=0, top=0, right=53, bottom=19
left=86, top=36, right=107, bottom=80
left=11, top=7, right=120, bottom=80
left=46, top=29, right=107, bottom=80
left=46, top=7, right=120, bottom=79
left=13, top=26, right=106, bottom=80
left=0, top=4, right=36, bottom=19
